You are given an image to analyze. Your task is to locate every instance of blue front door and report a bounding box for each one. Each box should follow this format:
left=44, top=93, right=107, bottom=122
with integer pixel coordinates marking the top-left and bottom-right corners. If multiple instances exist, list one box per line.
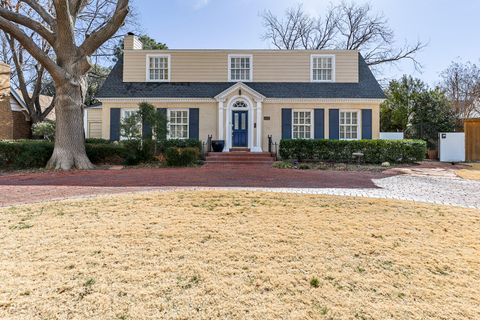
left=232, top=110, right=248, bottom=147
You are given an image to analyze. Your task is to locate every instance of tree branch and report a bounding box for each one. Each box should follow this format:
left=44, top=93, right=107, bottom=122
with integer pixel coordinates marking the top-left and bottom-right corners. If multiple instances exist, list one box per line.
left=53, top=0, right=75, bottom=51
left=0, top=7, right=55, bottom=45
left=20, top=0, right=55, bottom=28
left=79, top=0, right=129, bottom=57
left=0, top=16, right=62, bottom=81
left=68, top=0, right=88, bottom=18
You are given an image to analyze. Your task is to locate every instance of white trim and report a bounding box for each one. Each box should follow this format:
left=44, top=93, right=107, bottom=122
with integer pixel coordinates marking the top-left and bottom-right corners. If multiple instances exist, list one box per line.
left=339, top=109, right=361, bottom=140
left=225, top=95, right=255, bottom=151
left=217, top=100, right=224, bottom=141
left=310, top=54, right=335, bottom=82
left=214, top=82, right=265, bottom=102
left=146, top=54, right=171, bottom=82
left=228, top=54, right=253, bottom=82
left=84, top=108, right=89, bottom=138
left=265, top=98, right=384, bottom=103
left=99, top=98, right=215, bottom=103
left=291, top=109, right=314, bottom=140
left=253, top=100, right=263, bottom=152
left=98, top=97, right=383, bottom=104
left=167, top=108, right=190, bottom=140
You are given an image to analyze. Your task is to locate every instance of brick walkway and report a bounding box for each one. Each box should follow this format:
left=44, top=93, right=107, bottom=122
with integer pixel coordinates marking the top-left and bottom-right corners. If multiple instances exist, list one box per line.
left=1, top=164, right=478, bottom=208
left=0, top=166, right=388, bottom=206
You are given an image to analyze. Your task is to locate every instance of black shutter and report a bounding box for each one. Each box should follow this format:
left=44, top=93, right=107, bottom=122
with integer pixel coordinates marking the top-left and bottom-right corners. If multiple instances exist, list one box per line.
left=329, top=109, right=339, bottom=140
left=110, top=108, right=121, bottom=141
left=281, top=108, right=292, bottom=139
left=314, top=109, right=325, bottom=139
left=142, top=116, right=152, bottom=139
left=157, top=108, right=167, bottom=140
left=361, top=109, right=373, bottom=139
left=189, top=108, right=199, bottom=140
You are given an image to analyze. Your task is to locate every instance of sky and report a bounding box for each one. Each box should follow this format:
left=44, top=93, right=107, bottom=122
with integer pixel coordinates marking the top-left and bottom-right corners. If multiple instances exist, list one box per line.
left=132, top=0, right=480, bottom=86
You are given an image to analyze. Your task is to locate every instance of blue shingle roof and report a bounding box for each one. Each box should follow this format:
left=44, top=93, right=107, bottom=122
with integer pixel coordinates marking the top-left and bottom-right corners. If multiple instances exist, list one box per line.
left=96, top=53, right=384, bottom=99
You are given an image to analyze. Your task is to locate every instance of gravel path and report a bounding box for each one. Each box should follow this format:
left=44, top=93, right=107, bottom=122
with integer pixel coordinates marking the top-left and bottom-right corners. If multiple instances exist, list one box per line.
left=235, top=174, right=480, bottom=209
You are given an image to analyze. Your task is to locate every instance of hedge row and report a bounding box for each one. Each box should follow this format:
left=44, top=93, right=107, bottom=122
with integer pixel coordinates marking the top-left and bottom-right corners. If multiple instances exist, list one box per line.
left=165, top=147, right=200, bottom=166
left=279, top=139, right=427, bottom=164
left=0, top=139, right=204, bottom=169
left=161, top=139, right=202, bottom=151
left=0, top=140, right=127, bottom=169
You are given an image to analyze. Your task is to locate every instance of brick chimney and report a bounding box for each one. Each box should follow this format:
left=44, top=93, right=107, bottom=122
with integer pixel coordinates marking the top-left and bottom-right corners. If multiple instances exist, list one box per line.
left=0, top=63, right=13, bottom=139
left=124, top=32, right=143, bottom=50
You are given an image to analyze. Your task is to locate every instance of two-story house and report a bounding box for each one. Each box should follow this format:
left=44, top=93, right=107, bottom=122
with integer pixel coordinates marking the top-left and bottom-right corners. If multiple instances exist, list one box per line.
left=96, top=33, right=384, bottom=152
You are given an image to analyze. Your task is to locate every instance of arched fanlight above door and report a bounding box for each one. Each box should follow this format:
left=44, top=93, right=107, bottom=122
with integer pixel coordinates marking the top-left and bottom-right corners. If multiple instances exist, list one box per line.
left=232, top=101, right=247, bottom=109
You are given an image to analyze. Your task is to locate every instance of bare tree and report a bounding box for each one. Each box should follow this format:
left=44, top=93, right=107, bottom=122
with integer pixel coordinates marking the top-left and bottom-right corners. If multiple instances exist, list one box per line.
left=0, top=0, right=129, bottom=170
left=261, top=2, right=426, bottom=69
left=1, top=31, right=55, bottom=122
left=440, top=60, right=480, bottom=119
left=0, top=1, right=138, bottom=125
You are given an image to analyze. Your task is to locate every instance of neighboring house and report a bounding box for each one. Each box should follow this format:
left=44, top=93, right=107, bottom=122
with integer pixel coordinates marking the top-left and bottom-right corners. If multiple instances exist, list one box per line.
left=0, top=63, right=54, bottom=140
left=96, top=34, right=384, bottom=151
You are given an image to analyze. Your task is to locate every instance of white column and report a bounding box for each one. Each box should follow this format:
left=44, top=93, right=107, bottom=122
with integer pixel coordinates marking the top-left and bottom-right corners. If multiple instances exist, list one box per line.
left=248, top=105, right=254, bottom=150
left=217, top=100, right=224, bottom=141
left=252, top=100, right=263, bottom=152
left=225, top=102, right=231, bottom=151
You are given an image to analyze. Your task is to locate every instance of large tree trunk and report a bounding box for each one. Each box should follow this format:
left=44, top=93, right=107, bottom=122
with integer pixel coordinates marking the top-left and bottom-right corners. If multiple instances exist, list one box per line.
left=46, top=76, right=94, bottom=170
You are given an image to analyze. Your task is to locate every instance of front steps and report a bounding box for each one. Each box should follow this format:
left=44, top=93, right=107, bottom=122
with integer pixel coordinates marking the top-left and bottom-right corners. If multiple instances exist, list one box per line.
left=205, top=151, right=275, bottom=166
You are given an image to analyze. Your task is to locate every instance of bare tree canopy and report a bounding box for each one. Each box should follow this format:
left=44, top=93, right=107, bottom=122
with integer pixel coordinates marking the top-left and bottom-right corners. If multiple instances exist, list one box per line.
left=0, top=0, right=129, bottom=170
left=0, top=1, right=138, bottom=124
left=0, top=31, right=54, bottom=123
left=261, top=2, right=426, bottom=69
left=440, top=60, right=480, bottom=119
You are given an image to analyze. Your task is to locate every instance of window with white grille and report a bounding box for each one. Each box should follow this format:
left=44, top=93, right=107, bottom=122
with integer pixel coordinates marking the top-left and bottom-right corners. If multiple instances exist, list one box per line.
left=311, top=55, right=334, bottom=82
left=339, top=111, right=360, bottom=140
left=168, top=109, right=189, bottom=139
left=229, top=55, right=252, bottom=81
left=292, top=110, right=313, bottom=139
left=147, top=55, right=170, bottom=81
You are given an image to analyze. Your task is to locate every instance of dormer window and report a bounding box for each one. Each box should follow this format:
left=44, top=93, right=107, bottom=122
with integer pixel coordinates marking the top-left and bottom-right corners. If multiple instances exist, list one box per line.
left=147, top=54, right=170, bottom=81
left=311, top=54, right=335, bottom=82
left=229, top=55, right=252, bottom=82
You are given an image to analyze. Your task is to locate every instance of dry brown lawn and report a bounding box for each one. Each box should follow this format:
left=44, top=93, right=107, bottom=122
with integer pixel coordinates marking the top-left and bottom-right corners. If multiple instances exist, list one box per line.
left=1, top=191, right=479, bottom=320
left=456, top=163, right=480, bottom=180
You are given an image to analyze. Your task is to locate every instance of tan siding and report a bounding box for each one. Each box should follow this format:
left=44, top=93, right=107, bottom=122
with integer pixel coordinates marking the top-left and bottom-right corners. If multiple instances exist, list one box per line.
left=99, top=101, right=217, bottom=141
left=86, top=109, right=103, bottom=138
left=88, top=122, right=102, bottom=138
left=99, top=98, right=380, bottom=149
left=123, top=50, right=358, bottom=83
left=87, top=108, right=102, bottom=121
left=261, top=102, right=381, bottom=150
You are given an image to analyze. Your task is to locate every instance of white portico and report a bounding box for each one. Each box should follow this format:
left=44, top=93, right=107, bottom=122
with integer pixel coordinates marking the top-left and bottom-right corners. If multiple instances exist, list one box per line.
left=214, top=83, right=265, bottom=152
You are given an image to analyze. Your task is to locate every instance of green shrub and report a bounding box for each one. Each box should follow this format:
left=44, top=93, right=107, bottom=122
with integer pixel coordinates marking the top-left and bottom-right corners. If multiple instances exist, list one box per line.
left=32, top=121, right=55, bottom=141
left=279, top=139, right=426, bottom=164
left=85, top=143, right=127, bottom=164
left=160, top=139, right=202, bottom=152
left=164, top=147, right=199, bottom=167
left=85, top=138, right=112, bottom=144
left=0, top=140, right=54, bottom=168
left=0, top=140, right=128, bottom=169
left=120, top=139, right=156, bottom=165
